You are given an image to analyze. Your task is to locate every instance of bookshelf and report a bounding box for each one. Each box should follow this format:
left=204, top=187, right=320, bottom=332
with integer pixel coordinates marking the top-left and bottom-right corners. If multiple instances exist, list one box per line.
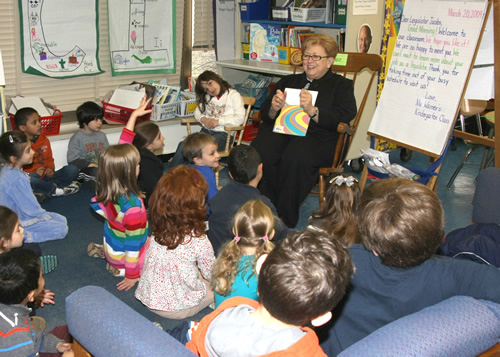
left=245, top=19, right=345, bottom=29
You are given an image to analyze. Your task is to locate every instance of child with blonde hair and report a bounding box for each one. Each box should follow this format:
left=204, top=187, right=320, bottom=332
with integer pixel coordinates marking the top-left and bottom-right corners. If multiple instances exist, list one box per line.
left=0, top=131, right=68, bottom=243
left=212, top=200, right=275, bottom=308
left=308, top=174, right=361, bottom=247
left=135, top=165, right=215, bottom=319
left=88, top=144, right=149, bottom=291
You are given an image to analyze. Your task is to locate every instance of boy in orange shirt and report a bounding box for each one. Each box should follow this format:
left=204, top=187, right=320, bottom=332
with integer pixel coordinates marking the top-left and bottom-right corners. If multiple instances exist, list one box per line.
left=14, top=108, right=80, bottom=202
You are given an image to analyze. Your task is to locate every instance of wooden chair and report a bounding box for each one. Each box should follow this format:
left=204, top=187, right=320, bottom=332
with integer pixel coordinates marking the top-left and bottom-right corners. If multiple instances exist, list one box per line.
left=316, top=52, right=383, bottom=206
left=181, top=96, right=256, bottom=187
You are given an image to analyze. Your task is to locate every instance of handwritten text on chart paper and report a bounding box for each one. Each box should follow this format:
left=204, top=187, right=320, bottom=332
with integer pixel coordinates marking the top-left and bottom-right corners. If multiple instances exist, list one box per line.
left=386, top=7, right=484, bottom=126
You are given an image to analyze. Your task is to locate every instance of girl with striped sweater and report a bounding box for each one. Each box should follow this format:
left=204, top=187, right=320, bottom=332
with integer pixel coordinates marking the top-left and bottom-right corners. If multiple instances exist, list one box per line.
left=88, top=144, right=149, bottom=291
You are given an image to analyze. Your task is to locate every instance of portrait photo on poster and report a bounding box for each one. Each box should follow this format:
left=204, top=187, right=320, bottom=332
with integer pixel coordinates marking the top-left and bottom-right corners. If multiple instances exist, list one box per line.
left=357, top=24, right=373, bottom=53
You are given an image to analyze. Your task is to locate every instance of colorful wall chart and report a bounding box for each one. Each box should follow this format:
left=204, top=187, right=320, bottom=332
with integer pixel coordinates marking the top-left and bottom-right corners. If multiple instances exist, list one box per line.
left=19, top=0, right=103, bottom=78
left=108, top=0, right=176, bottom=76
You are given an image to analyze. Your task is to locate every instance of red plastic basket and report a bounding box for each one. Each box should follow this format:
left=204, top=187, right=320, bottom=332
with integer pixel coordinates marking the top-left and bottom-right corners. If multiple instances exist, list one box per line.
left=102, top=101, right=152, bottom=125
left=9, top=109, right=62, bottom=136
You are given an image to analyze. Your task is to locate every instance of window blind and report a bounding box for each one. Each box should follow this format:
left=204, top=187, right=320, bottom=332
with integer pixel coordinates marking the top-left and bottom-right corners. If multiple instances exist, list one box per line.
left=0, top=0, right=184, bottom=112
left=193, top=0, right=215, bottom=49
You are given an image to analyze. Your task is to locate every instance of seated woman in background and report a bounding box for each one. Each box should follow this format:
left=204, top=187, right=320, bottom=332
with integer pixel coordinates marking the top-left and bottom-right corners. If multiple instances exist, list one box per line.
left=251, top=34, right=357, bottom=227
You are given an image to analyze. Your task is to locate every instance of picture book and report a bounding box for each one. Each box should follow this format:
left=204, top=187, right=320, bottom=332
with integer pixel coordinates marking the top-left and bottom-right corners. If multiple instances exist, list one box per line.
left=165, top=85, right=181, bottom=104
left=151, top=83, right=170, bottom=104
left=249, top=23, right=281, bottom=62
left=273, top=88, right=318, bottom=136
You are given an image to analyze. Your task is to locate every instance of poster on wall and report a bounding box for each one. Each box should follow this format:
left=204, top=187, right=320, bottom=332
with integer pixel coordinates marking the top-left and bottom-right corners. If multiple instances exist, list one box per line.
left=368, top=0, right=489, bottom=156
left=19, top=0, right=103, bottom=78
left=108, top=0, right=176, bottom=76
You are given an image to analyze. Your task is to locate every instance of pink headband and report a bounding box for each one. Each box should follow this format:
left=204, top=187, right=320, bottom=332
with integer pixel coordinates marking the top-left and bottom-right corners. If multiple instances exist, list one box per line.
left=233, top=235, right=269, bottom=243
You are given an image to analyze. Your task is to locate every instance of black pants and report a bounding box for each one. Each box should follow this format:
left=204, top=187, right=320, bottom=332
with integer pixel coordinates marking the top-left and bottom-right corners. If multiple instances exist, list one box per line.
left=251, top=128, right=335, bottom=227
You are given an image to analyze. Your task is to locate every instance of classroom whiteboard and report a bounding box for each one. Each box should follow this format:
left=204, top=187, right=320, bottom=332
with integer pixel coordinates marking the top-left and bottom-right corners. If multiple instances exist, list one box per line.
left=368, top=0, right=489, bottom=156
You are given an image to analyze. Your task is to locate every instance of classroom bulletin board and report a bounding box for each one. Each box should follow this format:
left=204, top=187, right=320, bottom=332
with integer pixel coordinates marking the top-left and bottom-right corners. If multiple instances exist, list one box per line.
left=368, top=0, right=489, bottom=156
left=19, top=0, right=103, bottom=78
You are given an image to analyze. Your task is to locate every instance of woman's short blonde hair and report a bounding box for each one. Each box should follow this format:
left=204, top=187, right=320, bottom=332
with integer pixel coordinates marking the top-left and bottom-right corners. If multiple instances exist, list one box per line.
left=302, top=34, right=339, bottom=58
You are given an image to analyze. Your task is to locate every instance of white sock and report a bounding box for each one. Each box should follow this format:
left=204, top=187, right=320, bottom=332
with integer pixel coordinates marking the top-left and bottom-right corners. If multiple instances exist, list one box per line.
left=52, top=188, right=64, bottom=196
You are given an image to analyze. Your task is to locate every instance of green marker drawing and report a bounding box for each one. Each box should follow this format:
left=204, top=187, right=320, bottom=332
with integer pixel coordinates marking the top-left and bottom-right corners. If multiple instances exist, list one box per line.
left=132, top=55, right=152, bottom=64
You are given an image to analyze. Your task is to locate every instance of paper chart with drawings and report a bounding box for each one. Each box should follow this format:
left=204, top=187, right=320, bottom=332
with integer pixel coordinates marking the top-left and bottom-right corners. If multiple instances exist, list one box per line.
left=368, top=0, right=489, bottom=156
left=108, top=0, right=175, bottom=76
left=20, top=0, right=103, bottom=78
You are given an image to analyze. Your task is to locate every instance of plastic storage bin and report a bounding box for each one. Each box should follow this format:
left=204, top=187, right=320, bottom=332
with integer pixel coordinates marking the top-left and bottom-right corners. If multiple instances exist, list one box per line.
left=290, top=7, right=326, bottom=23
left=102, top=101, right=152, bottom=124
left=150, top=102, right=179, bottom=122
left=9, top=109, right=63, bottom=136
left=176, top=92, right=197, bottom=117
left=239, top=0, right=270, bottom=21
left=234, top=84, right=269, bottom=108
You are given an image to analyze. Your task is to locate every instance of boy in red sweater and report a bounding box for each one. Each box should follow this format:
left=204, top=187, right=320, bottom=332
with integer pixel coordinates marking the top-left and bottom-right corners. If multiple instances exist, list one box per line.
left=187, top=229, right=354, bottom=356
left=14, top=108, right=80, bottom=202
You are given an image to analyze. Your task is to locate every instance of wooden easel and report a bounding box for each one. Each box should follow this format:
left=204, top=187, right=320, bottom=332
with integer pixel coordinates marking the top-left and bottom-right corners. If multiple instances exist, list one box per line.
left=0, top=86, right=6, bottom=135
left=359, top=0, right=492, bottom=191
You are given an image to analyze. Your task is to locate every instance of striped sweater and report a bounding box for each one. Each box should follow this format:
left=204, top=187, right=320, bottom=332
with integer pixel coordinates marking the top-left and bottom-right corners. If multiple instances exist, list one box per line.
left=0, top=303, right=62, bottom=356
left=91, top=193, right=149, bottom=279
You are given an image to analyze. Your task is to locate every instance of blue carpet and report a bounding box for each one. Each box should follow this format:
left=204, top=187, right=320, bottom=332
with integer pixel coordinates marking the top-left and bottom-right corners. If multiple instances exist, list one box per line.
left=36, top=139, right=487, bottom=331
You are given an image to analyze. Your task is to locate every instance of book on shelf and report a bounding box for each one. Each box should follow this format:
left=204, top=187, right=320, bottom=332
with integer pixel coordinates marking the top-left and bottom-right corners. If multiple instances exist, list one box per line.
left=249, top=23, right=281, bottom=62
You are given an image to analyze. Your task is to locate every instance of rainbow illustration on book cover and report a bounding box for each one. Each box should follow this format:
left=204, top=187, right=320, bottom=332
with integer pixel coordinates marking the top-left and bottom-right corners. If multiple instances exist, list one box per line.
left=273, top=105, right=310, bottom=136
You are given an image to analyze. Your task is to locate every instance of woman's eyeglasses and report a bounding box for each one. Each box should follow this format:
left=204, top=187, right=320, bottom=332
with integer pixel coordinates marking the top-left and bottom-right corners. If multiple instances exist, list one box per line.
left=302, top=54, right=330, bottom=61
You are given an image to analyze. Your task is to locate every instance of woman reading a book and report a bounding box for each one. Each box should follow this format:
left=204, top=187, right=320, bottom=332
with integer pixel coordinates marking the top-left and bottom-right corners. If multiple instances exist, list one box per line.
left=251, top=34, right=357, bottom=228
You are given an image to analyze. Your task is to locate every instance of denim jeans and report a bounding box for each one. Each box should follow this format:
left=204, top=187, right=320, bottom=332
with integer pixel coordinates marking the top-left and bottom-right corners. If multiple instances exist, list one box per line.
left=23, top=212, right=68, bottom=243
left=30, top=164, right=79, bottom=197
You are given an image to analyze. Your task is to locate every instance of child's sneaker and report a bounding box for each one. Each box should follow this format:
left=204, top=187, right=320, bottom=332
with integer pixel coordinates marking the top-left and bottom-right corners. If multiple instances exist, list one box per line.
left=106, top=263, right=125, bottom=277
left=63, top=181, right=81, bottom=195
left=31, top=316, right=46, bottom=332
left=39, top=255, right=58, bottom=274
left=77, top=172, right=96, bottom=182
left=87, top=243, right=105, bottom=258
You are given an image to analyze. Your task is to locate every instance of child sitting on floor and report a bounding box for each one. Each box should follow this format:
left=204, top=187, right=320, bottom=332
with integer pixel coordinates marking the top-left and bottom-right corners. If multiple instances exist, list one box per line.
left=88, top=144, right=149, bottom=292
left=208, top=144, right=289, bottom=254
left=67, top=101, right=109, bottom=182
left=319, top=178, right=500, bottom=356
left=0, top=205, right=56, bottom=307
left=14, top=107, right=80, bottom=202
left=119, top=96, right=164, bottom=207
left=0, top=131, right=68, bottom=243
left=187, top=229, right=354, bottom=356
left=135, top=165, right=215, bottom=320
left=212, top=200, right=275, bottom=308
left=0, top=248, right=73, bottom=356
left=182, top=132, right=220, bottom=204
left=307, top=173, right=361, bottom=247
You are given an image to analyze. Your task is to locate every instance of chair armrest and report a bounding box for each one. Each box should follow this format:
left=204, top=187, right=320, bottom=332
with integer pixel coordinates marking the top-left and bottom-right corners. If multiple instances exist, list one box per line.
left=337, top=122, right=354, bottom=136
left=181, top=118, right=198, bottom=125
left=223, top=125, right=245, bottom=132
left=66, top=286, right=195, bottom=357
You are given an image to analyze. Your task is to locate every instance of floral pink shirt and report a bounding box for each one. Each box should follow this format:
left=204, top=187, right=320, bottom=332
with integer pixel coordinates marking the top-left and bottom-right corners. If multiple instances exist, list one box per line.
left=135, top=234, right=215, bottom=312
